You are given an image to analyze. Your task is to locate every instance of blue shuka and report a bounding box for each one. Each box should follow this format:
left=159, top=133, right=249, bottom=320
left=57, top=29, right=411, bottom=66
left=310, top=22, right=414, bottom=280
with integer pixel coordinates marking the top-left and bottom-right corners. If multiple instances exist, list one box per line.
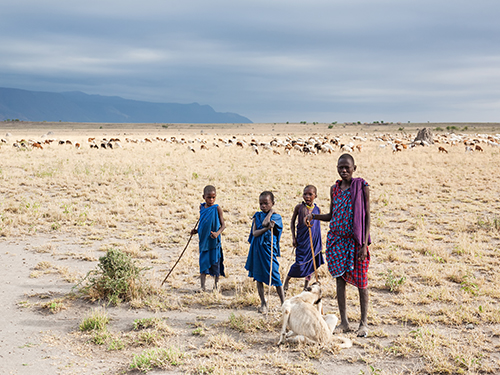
left=198, top=203, right=225, bottom=277
left=245, top=211, right=283, bottom=286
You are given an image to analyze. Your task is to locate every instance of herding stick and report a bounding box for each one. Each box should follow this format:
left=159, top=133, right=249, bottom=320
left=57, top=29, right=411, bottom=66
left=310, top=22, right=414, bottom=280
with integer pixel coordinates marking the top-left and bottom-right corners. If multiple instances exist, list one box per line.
left=161, top=218, right=200, bottom=286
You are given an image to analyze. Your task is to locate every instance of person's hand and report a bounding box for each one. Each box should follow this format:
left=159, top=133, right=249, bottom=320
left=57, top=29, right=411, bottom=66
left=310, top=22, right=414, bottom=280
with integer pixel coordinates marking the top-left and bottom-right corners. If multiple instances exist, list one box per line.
left=305, top=214, right=313, bottom=226
left=190, top=228, right=198, bottom=235
left=358, top=244, right=368, bottom=261
left=269, top=220, right=275, bottom=229
left=210, top=231, right=218, bottom=239
left=292, top=238, right=298, bottom=248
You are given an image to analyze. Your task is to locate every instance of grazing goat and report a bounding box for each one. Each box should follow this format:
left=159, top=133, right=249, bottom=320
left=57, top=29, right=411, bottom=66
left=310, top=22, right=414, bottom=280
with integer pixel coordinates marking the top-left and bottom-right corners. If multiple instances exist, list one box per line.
left=278, top=283, right=352, bottom=348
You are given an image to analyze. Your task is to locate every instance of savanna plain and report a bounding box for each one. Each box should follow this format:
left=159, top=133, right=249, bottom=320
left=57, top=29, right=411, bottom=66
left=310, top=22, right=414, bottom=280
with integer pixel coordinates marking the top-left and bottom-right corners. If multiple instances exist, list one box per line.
left=1, top=122, right=500, bottom=375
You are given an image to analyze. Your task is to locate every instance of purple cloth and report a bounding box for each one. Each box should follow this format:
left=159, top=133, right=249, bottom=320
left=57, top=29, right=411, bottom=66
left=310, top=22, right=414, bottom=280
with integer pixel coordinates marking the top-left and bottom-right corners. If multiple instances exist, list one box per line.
left=349, top=178, right=371, bottom=247
left=288, top=203, right=324, bottom=278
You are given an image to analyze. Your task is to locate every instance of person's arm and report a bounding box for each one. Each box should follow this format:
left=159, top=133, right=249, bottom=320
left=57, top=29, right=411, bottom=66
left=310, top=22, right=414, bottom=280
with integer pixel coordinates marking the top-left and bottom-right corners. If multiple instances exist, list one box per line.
left=290, top=204, right=300, bottom=248
left=306, top=185, right=334, bottom=225
left=210, top=205, right=226, bottom=238
left=252, top=217, right=272, bottom=237
left=358, top=185, right=370, bottom=261
left=190, top=216, right=199, bottom=235
left=261, top=208, right=274, bottom=227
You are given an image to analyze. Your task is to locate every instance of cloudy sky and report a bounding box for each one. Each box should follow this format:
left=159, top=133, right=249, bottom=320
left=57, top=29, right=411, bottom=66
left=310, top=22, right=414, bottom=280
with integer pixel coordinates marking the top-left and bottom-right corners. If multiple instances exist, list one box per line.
left=1, top=1, right=499, bottom=123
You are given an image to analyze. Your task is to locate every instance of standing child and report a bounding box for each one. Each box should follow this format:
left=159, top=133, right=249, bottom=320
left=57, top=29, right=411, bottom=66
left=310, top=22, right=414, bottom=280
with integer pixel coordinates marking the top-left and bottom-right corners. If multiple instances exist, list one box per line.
left=191, top=185, right=226, bottom=292
left=306, top=154, right=371, bottom=337
left=284, top=185, right=325, bottom=292
left=245, top=191, right=285, bottom=313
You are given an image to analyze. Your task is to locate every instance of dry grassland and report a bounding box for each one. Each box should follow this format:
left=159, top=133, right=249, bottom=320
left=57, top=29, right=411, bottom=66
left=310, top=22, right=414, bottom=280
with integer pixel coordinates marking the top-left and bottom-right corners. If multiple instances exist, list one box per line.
left=1, top=123, right=500, bottom=374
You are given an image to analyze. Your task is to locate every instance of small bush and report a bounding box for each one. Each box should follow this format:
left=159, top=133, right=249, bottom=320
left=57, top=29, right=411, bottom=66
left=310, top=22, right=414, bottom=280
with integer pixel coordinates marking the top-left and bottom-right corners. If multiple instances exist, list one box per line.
left=129, top=346, right=185, bottom=372
left=41, top=298, right=67, bottom=313
left=80, top=308, right=109, bottom=331
left=385, top=270, right=406, bottom=293
left=78, top=248, right=152, bottom=305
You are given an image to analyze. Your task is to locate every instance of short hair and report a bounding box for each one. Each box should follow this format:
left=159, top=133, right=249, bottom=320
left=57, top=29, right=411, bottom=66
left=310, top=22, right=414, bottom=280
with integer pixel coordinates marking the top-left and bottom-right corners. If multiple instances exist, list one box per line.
left=304, top=185, right=317, bottom=195
left=260, top=191, right=275, bottom=204
left=338, top=153, right=355, bottom=165
left=203, top=185, right=216, bottom=195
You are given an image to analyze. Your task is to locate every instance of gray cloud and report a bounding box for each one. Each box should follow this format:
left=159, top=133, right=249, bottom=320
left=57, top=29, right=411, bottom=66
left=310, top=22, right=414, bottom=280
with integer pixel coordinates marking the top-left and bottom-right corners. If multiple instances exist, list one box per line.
left=1, top=0, right=499, bottom=122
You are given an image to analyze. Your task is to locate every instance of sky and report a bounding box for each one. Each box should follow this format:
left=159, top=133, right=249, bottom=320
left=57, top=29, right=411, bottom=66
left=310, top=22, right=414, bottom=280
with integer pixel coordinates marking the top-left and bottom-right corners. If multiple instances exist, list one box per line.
left=1, top=0, right=499, bottom=123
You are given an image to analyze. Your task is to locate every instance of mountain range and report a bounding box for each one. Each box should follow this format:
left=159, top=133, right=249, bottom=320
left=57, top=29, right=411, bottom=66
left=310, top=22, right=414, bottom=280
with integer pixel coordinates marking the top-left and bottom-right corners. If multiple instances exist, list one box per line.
left=0, top=87, right=252, bottom=124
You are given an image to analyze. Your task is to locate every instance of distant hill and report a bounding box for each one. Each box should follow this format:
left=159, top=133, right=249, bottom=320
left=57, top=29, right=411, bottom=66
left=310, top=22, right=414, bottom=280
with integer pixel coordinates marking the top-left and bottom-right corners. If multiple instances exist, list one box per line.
left=0, top=87, right=252, bottom=124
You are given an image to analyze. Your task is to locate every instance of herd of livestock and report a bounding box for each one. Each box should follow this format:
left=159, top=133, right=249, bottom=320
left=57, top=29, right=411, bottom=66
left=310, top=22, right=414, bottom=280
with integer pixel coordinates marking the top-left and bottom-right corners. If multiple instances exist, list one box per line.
left=1, top=130, right=500, bottom=155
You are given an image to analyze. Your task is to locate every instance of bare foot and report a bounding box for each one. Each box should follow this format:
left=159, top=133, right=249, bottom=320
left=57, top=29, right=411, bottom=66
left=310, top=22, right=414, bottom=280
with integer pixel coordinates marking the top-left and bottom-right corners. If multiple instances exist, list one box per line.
left=335, top=322, right=351, bottom=333
left=258, top=305, right=268, bottom=314
left=357, top=324, right=368, bottom=337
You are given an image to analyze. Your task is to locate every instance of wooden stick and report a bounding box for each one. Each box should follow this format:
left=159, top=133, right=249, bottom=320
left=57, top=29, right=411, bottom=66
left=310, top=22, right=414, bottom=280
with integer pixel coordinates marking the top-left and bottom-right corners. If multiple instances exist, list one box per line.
left=161, top=218, right=200, bottom=286
left=308, top=225, right=319, bottom=282
left=267, top=226, right=273, bottom=312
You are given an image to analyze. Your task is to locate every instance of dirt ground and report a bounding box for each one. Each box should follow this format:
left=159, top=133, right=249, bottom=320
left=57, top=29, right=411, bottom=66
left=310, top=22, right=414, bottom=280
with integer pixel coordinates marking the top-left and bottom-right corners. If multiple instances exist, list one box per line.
left=1, top=121, right=500, bottom=375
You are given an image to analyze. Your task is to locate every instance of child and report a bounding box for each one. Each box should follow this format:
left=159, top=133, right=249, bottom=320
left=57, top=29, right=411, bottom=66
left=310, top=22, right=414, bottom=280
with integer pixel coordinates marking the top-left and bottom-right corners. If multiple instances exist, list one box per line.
left=191, top=185, right=226, bottom=292
left=245, top=191, right=285, bottom=313
left=284, top=185, right=325, bottom=292
left=306, top=154, right=371, bottom=337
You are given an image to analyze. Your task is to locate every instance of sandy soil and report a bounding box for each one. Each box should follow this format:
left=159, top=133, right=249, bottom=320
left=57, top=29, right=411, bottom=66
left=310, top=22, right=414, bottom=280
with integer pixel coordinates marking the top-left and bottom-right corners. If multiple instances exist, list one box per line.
left=1, top=121, right=500, bottom=375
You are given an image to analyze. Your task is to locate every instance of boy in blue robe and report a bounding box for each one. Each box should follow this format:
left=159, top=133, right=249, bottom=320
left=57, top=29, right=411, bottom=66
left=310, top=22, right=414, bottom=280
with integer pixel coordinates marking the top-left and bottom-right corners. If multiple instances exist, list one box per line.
left=191, top=185, right=226, bottom=292
left=245, top=191, right=285, bottom=313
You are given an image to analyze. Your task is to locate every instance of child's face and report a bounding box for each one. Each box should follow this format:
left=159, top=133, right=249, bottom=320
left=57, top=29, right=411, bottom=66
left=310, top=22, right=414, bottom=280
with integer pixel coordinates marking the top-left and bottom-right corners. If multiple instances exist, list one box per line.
left=259, top=195, right=274, bottom=213
left=203, top=191, right=216, bottom=207
left=337, top=157, right=356, bottom=181
left=303, top=188, right=317, bottom=205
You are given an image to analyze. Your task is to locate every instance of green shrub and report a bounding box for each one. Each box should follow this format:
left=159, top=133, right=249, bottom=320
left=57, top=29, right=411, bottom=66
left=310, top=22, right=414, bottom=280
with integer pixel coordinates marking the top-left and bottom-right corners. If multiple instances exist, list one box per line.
left=79, top=308, right=109, bottom=331
left=385, top=270, right=406, bottom=292
left=79, top=248, right=152, bottom=304
left=129, top=347, right=185, bottom=372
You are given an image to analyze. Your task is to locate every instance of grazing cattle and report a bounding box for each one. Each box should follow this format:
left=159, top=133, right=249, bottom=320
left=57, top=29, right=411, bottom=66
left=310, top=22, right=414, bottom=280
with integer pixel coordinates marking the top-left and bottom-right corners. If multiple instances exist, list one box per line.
left=438, top=146, right=448, bottom=153
left=88, top=137, right=95, bottom=143
left=101, top=143, right=107, bottom=149
left=75, top=143, right=81, bottom=149
left=355, top=144, right=362, bottom=152
left=59, top=140, right=65, bottom=145
left=252, top=145, right=259, bottom=155
left=465, top=146, right=473, bottom=153
left=392, top=144, right=402, bottom=153
left=320, top=144, right=334, bottom=154
left=475, top=145, right=483, bottom=152
left=1, top=138, right=6, bottom=143
left=273, top=150, right=281, bottom=155
left=65, top=140, right=73, bottom=145
left=32, top=142, right=43, bottom=150
left=187, top=145, right=195, bottom=153
left=200, top=144, right=209, bottom=150
left=341, top=145, right=353, bottom=153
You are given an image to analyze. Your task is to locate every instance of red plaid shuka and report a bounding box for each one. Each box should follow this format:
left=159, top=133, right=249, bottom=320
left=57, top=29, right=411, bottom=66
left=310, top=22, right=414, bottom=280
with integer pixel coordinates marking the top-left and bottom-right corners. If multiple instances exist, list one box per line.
left=325, top=181, right=370, bottom=289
